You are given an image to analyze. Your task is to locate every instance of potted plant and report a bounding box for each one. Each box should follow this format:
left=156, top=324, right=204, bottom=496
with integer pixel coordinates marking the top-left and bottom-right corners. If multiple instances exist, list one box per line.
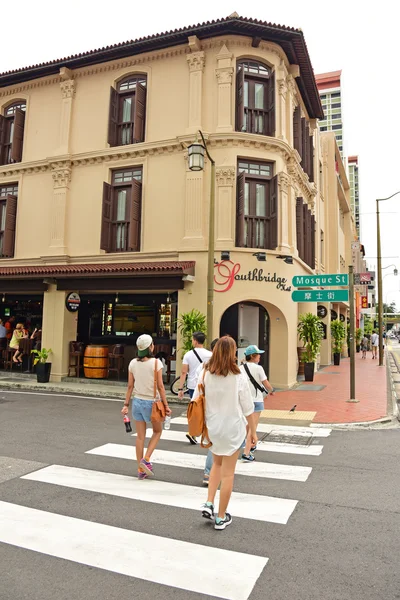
left=356, top=328, right=362, bottom=353
left=331, top=320, right=346, bottom=366
left=31, top=348, right=52, bottom=383
left=297, top=313, right=323, bottom=382
left=177, top=309, right=207, bottom=357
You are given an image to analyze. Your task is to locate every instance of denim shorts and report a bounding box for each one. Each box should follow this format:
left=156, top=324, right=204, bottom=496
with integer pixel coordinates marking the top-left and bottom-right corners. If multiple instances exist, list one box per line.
left=132, top=397, right=153, bottom=422
left=254, top=401, right=264, bottom=413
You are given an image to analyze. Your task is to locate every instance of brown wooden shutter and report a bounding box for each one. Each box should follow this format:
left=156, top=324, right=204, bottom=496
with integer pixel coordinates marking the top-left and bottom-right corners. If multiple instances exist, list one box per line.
left=296, top=197, right=304, bottom=260
left=311, top=214, right=316, bottom=268
left=293, top=106, right=301, bottom=156
left=2, top=195, right=17, bottom=257
left=128, top=179, right=142, bottom=251
left=303, top=203, right=309, bottom=265
left=305, top=207, right=312, bottom=267
left=107, top=87, right=118, bottom=147
left=133, top=82, right=146, bottom=143
left=268, top=174, right=278, bottom=249
left=267, top=72, right=275, bottom=137
left=0, top=114, right=6, bottom=165
left=301, top=118, right=307, bottom=172
left=10, top=108, right=25, bottom=163
left=236, top=66, right=245, bottom=132
left=236, top=172, right=246, bottom=246
left=100, top=182, right=112, bottom=252
left=309, top=132, right=314, bottom=182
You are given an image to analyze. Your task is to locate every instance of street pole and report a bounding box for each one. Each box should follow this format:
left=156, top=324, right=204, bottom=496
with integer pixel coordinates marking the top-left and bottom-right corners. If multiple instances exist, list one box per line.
left=199, top=131, right=215, bottom=342
left=347, top=265, right=358, bottom=402
left=376, top=199, right=384, bottom=366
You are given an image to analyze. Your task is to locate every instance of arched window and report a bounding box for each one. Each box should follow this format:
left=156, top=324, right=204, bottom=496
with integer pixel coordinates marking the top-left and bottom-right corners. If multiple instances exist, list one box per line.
left=0, top=101, right=26, bottom=165
left=236, top=60, right=275, bottom=137
left=108, top=75, right=147, bottom=147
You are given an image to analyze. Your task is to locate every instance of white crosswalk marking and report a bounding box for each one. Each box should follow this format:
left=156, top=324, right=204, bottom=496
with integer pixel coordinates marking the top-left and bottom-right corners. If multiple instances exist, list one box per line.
left=170, top=416, right=332, bottom=437
left=86, top=443, right=313, bottom=481
left=0, top=500, right=267, bottom=600
left=8, top=415, right=330, bottom=598
left=23, top=464, right=298, bottom=524
left=134, top=429, right=324, bottom=456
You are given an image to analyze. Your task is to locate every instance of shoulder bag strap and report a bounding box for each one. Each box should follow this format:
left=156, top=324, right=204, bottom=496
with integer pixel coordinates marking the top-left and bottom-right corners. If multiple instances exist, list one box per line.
left=244, top=363, right=267, bottom=395
left=153, top=358, right=158, bottom=400
left=192, top=348, right=203, bottom=364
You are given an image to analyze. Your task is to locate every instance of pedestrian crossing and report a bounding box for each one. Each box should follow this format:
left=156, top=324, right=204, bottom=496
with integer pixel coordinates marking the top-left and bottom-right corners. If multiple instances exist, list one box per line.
left=0, top=415, right=332, bottom=600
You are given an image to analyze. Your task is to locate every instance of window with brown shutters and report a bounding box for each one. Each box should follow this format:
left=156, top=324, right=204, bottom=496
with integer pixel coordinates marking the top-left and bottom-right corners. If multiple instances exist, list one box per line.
left=293, top=106, right=302, bottom=157
left=295, top=197, right=315, bottom=269
left=236, top=160, right=277, bottom=250
left=0, top=102, right=26, bottom=166
left=100, top=168, right=143, bottom=253
left=236, top=61, right=275, bottom=137
left=107, top=76, right=147, bottom=147
left=0, top=184, right=18, bottom=257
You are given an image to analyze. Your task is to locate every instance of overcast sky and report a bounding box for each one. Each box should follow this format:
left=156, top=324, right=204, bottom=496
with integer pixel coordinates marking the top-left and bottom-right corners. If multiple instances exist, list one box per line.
left=1, top=0, right=399, bottom=309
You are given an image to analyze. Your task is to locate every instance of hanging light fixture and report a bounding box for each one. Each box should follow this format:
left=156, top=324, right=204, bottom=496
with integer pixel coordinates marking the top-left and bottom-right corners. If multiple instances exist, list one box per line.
left=187, top=142, right=205, bottom=171
left=1, top=294, right=5, bottom=303
left=115, top=292, right=119, bottom=304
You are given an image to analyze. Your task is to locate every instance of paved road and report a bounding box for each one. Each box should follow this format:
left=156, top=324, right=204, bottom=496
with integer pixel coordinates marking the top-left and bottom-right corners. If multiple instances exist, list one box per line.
left=0, top=391, right=399, bottom=600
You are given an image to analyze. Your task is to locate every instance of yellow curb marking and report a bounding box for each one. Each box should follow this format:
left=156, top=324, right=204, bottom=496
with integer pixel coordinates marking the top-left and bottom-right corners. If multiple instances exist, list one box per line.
left=260, top=410, right=317, bottom=421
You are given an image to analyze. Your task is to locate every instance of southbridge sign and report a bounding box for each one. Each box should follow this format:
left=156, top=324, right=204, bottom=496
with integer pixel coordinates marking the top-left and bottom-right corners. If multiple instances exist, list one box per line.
left=214, top=261, right=291, bottom=293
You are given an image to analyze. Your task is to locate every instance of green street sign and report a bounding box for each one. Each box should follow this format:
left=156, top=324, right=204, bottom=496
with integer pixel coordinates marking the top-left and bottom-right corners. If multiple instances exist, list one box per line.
left=291, top=290, right=349, bottom=302
left=292, top=274, right=348, bottom=287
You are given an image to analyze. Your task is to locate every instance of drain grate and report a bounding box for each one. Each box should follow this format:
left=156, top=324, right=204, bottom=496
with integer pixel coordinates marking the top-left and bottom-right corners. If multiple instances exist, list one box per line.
left=296, top=384, right=326, bottom=391
left=260, top=431, right=313, bottom=447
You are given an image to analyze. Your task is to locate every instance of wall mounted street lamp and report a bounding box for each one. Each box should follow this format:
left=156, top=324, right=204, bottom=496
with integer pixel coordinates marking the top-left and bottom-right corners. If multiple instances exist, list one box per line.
left=376, top=191, right=400, bottom=366
left=188, top=131, right=215, bottom=340
left=221, top=251, right=230, bottom=261
left=276, top=255, right=293, bottom=265
left=253, top=252, right=266, bottom=262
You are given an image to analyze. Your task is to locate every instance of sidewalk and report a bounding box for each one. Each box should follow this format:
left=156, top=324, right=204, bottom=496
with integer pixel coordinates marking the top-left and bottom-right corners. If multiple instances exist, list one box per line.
left=265, top=355, right=389, bottom=424
left=0, top=353, right=391, bottom=424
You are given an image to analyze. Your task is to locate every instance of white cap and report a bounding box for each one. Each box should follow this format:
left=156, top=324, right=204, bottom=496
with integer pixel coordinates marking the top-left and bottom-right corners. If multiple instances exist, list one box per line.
left=136, top=334, right=153, bottom=356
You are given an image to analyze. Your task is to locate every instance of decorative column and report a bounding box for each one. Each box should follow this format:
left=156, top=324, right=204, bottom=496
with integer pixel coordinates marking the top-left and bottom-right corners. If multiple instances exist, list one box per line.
left=215, top=167, right=235, bottom=248
left=181, top=154, right=206, bottom=248
left=277, top=172, right=291, bottom=251
left=57, top=68, right=75, bottom=155
left=276, top=77, right=288, bottom=142
left=49, top=161, right=71, bottom=256
left=215, top=44, right=234, bottom=132
left=186, top=51, right=205, bottom=134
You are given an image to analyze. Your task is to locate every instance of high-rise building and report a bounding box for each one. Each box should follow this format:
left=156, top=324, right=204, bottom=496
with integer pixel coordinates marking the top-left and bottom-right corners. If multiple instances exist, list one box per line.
left=315, top=70, right=343, bottom=155
left=348, top=156, right=360, bottom=236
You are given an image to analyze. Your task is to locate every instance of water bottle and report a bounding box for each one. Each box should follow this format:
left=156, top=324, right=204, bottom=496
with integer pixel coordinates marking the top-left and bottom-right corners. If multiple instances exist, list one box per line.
left=164, top=415, right=171, bottom=430
left=123, top=414, right=132, bottom=433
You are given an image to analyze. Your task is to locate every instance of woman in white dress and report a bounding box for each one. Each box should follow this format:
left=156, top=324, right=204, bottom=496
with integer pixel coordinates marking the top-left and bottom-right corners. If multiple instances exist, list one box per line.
left=194, top=336, right=257, bottom=530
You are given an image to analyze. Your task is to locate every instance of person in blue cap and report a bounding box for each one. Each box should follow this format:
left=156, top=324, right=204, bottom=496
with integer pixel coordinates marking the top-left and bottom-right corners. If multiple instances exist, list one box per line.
left=239, top=345, right=274, bottom=461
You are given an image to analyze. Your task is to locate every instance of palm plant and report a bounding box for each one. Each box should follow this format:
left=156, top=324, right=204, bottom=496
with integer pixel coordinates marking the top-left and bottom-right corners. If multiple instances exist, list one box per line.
left=297, top=313, right=323, bottom=363
left=177, top=309, right=207, bottom=356
left=31, top=347, right=52, bottom=365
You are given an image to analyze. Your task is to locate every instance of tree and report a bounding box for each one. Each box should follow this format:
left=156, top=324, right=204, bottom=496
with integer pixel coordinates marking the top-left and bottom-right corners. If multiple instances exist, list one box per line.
left=382, top=302, right=397, bottom=314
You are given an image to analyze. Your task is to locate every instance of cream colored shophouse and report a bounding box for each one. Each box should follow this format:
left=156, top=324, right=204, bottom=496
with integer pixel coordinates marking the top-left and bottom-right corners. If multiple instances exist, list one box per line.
left=0, top=14, right=355, bottom=386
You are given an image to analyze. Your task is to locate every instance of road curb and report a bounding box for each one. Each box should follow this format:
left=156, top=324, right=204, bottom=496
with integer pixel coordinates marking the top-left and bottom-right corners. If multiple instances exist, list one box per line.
left=388, top=351, right=400, bottom=422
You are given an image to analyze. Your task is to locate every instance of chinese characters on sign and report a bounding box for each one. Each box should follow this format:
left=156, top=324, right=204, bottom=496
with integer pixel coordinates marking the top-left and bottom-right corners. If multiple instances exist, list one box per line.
left=291, top=290, right=349, bottom=302
left=361, top=296, right=368, bottom=309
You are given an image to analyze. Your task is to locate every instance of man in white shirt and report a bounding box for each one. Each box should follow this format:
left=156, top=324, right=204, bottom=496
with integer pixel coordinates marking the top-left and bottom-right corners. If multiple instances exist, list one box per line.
left=177, top=331, right=212, bottom=444
left=371, top=331, right=379, bottom=359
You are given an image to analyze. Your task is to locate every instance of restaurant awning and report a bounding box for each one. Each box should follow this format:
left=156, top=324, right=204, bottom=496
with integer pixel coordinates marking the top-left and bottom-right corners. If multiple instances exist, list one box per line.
left=0, top=261, right=196, bottom=292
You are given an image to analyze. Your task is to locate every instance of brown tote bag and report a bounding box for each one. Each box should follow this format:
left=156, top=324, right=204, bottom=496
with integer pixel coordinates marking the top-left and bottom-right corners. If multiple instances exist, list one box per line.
left=151, top=358, right=166, bottom=422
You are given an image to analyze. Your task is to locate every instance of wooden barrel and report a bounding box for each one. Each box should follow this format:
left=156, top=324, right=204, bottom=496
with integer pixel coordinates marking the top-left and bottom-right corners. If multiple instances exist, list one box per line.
left=84, top=345, right=109, bottom=379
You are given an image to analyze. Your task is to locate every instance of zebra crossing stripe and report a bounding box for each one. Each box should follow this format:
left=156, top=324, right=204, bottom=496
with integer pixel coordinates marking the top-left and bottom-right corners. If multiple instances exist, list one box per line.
left=23, top=464, right=298, bottom=524
left=134, top=429, right=323, bottom=456
left=86, top=444, right=312, bottom=482
left=170, top=417, right=332, bottom=437
left=0, top=500, right=267, bottom=600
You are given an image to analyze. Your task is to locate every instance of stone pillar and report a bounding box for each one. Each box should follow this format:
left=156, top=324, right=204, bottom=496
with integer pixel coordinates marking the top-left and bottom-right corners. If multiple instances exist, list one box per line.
left=49, top=161, right=71, bottom=256
left=42, top=284, right=78, bottom=382
left=57, top=69, right=75, bottom=155
left=215, top=166, right=235, bottom=248
left=186, top=51, right=205, bottom=134
left=215, top=44, right=234, bottom=132
left=181, top=155, right=205, bottom=248
left=277, top=172, right=291, bottom=251
left=286, top=75, right=296, bottom=147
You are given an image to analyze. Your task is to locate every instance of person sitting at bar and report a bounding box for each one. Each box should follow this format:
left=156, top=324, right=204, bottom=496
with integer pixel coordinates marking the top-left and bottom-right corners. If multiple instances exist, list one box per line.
left=9, top=323, right=27, bottom=364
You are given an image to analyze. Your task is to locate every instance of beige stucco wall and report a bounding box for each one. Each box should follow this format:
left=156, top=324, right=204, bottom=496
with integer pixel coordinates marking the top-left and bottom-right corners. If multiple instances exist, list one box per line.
left=0, top=34, right=354, bottom=383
